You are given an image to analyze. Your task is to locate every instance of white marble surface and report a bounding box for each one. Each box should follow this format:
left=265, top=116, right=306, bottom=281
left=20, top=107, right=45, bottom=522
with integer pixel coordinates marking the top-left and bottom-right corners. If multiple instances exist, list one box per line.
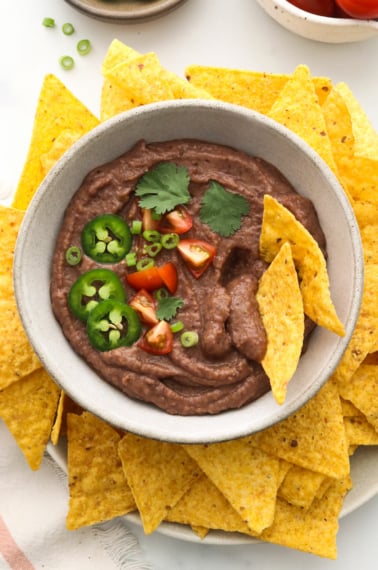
left=1, top=0, right=378, bottom=567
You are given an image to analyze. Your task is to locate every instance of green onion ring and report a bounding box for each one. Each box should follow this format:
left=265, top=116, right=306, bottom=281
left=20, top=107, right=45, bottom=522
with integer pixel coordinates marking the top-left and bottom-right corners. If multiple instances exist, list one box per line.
left=136, top=257, right=155, bottom=271
left=170, top=321, right=184, bottom=334
left=180, top=331, right=199, bottom=348
left=131, top=220, right=142, bottom=235
left=59, top=55, right=75, bottom=70
left=143, top=229, right=161, bottom=243
left=77, top=39, right=92, bottom=56
left=125, top=252, right=137, bottom=267
left=161, top=233, right=179, bottom=249
left=155, top=287, right=169, bottom=301
left=65, top=246, right=82, bottom=266
left=62, top=22, right=75, bottom=35
left=42, top=17, right=55, bottom=28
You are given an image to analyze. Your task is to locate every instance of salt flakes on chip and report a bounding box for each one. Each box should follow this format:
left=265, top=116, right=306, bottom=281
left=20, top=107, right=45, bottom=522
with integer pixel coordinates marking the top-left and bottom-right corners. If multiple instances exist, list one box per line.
left=66, top=412, right=136, bottom=530
left=12, top=74, right=99, bottom=210
left=256, top=241, right=304, bottom=404
left=260, top=195, right=345, bottom=337
left=0, top=368, right=60, bottom=470
left=0, top=206, right=41, bottom=389
left=118, top=433, right=201, bottom=534
left=268, top=65, right=337, bottom=175
left=248, top=381, right=350, bottom=479
left=185, top=439, right=280, bottom=534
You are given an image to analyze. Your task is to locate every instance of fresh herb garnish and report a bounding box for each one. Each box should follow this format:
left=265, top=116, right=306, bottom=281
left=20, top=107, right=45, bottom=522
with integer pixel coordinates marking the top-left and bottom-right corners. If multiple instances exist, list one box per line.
left=156, top=296, right=184, bottom=321
left=200, top=181, right=250, bottom=237
left=135, top=163, right=191, bottom=215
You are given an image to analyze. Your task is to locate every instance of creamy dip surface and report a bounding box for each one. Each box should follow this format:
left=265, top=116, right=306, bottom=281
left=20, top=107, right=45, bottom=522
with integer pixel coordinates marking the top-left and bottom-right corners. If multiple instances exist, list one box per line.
left=50, top=139, right=325, bottom=415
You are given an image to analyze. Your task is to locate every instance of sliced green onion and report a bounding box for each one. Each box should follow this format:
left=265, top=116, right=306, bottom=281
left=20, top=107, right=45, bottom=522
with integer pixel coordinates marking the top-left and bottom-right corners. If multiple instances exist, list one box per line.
left=145, top=243, right=162, bottom=258
left=180, top=331, right=199, bottom=348
left=131, top=220, right=142, bottom=235
left=125, top=252, right=137, bottom=267
left=77, top=39, right=92, bottom=56
left=155, top=287, right=169, bottom=301
left=143, top=230, right=161, bottom=243
left=136, top=257, right=155, bottom=271
left=59, top=55, right=74, bottom=70
left=170, top=320, right=184, bottom=334
left=65, top=246, right=82, bottom=266
left=42, top=17, right=55, bottom=28
left=161, top=233, right=179, bottom=249
left=62, top=22, right=75, bottom=35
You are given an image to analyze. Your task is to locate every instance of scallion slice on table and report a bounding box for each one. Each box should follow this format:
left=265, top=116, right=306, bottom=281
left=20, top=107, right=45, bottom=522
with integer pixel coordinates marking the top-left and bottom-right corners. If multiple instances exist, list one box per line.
left=42, top=17, right=55, bottom=28
left=59, top=55, right=75, bottom=70
left=77, top=39, right=92, bottom=55
left=62, top=22, right=75, bottom=36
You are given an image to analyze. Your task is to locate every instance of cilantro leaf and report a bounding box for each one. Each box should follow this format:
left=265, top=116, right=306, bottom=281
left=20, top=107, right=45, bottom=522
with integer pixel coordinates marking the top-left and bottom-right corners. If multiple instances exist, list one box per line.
left=199, top=181, right=250, bottom=237
left=156, top=296, right=184, bottom=321
left=135, top=162, right=191, bottom=215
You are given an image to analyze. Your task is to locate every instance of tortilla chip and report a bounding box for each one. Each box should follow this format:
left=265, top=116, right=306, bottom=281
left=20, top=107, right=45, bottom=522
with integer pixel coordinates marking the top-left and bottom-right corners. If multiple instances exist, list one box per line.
left=12, top=74, right=99, bottom=210
left=256, top=241, right=304, bottom=404
left=278, top=465, right=327, bottom=509
left=166, top=474, right=251, bottom=534
left=185, top=439, right=280, bottom=534
left=249, top=380, right=350, bottom=479
left=50, top=391, right=84, bottom=445
left=66, top=412, right=136, bottom=530
left=344, top=414, right=378, bottom=446
left=335, top=82, right=378, bottom=160
left=360, top=225, right=378, bottom=265
left=268, top=65, right=337, bottom=174
left=260, top=477, right=352, bottom=559
left=39, top=130, right=82, bottom=175
left=0, top=368, right=60, bottom=470
left=0, top=206, right=41, bottom=390
left=332, top=265, right=378, bottom=384
left=100, top=79, right=137, bottom=121
left=260, top=195, right=345, bottom=336
left=185, top=65, right=332, bottom=115
left=118, top=433, right=201, bottom=534
left=337, top=364, right=378, bottom=432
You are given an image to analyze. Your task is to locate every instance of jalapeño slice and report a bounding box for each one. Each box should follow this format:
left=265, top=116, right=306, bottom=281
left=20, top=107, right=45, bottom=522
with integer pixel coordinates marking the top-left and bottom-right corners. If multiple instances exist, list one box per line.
left=68, top=268, right=126, bottom=322
left=81, top=214, right=132, bottom=263
left=86, top=299, right=142, bottom=352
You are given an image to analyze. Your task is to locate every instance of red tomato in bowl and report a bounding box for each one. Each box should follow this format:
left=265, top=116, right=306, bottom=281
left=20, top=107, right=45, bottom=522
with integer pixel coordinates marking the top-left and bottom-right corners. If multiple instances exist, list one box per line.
left=334, top=0, right=378, bottom=18
left=287, top=0, right=336, bottom=16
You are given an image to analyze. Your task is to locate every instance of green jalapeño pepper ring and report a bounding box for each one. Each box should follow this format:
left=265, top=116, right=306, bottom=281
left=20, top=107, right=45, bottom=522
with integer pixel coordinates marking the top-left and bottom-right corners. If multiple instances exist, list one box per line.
left=81, top=214, right=132, bottom=263
left=68, top=268, right=126, bottom=322
left=86, top=299, right=142, bottom=352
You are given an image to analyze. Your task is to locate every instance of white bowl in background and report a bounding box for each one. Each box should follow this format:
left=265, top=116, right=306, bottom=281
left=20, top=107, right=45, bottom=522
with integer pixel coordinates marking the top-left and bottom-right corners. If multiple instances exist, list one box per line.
left=256, top=0, right=378, bottom=43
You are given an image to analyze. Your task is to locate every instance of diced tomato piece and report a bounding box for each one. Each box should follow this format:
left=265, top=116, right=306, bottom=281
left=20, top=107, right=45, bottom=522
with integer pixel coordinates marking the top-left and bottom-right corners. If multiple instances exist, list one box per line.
left=142, top=208, right=161, bottom=231
left=159, top=206, right=193, bottom=235
left=129, top=289, right=158, bottom=325
left=126, top=262, right=178, bottom=294
left=157, top=262, right=178, bottom=294
left=126, top=266, right=164, bottom=292
left=138, top=320, right=173, bottom=355
left=177, top=239, right=216, bottom=279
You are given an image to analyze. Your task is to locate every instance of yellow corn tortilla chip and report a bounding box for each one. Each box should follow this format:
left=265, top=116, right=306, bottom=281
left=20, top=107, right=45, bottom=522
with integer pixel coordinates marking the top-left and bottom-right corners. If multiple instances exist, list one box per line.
left=39, top=130, right=82, bottom=176
left=118, top=433, right=201, bottom=534
left=360, top=225, right=378, bottom=265
left=337, top=364, right=378, bottom=432
left=0, top=206, right=41, bottom=389
left=335, top=82, right=378, bottom=160
left=260, top=477, right=352, bottom=559
left=268, top=65, right=337, bottom=174
left=66, top=412, right=136, bottom=530
left=166, top=474, right=253, bottom=535
left=249, top=380, right=350, bottom=479
left=278, top=465, right=327, bottom=509
left=344, top=414, right=378, bottom=446
left=12, top=74, right=99, bottom=210
left=260, top=195, right=345, bottom=336
left=100, top=79, right=137, bottom=121
left=332, top=265, right=378, bottom=384
left=185, top=439, right=280, bottom=534
left=0, top=368, right=60, bottom=470
left=185, top=65, right=332, bottom=115
left=256, top=241, right=304, bottom=404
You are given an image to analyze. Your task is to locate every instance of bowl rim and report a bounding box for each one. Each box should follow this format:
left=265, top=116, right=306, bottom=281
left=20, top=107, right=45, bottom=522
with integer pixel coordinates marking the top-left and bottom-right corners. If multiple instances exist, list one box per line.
left=13, top=99, right=364, bottom=443
left=64, top=0, right=188, bottom=22
left=257, top=0, right=378, bottom=28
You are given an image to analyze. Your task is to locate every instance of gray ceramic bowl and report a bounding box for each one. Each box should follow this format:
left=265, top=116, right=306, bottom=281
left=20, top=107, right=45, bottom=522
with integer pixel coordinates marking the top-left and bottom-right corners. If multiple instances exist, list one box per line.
left=64, top=0, right=188, bottom=22
left=257, top=0, right=378, bottom=43
left=14, top=100, right=363, bottom=443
